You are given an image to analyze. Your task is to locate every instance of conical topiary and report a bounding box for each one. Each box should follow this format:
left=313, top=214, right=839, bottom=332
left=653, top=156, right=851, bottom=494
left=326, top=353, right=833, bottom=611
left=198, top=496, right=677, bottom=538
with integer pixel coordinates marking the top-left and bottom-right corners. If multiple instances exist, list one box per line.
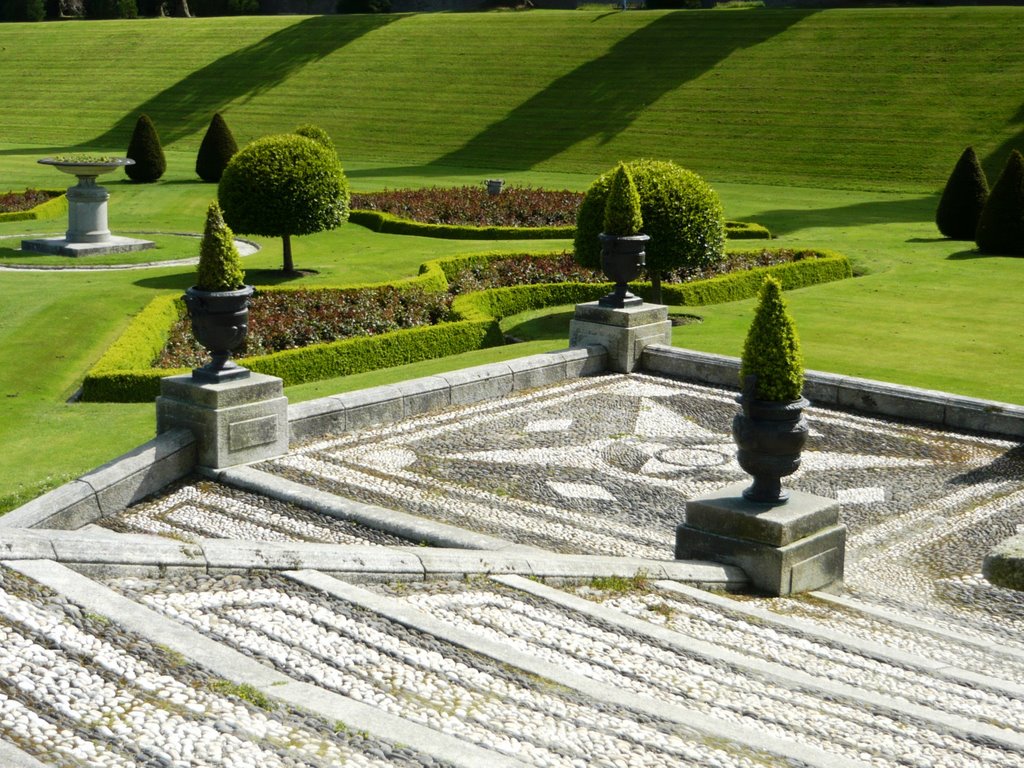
left=739, top=277, right=804, bottom=402
left=936, top=146, right=989, bottom=240
left=975, top=149, right=1024, bottom=256
left=602, top=163, right=643, bottom=236
left=125, top=114, right=166, bottom=183
left=195, top=113, right=238, bottom=183
left=196, top=201, right=245, bottom=292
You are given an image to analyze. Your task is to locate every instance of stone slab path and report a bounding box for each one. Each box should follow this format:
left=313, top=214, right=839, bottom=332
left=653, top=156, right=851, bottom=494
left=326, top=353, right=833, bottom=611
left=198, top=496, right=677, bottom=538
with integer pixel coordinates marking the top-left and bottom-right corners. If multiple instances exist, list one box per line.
left=1, top=374, right=1022, bottom=766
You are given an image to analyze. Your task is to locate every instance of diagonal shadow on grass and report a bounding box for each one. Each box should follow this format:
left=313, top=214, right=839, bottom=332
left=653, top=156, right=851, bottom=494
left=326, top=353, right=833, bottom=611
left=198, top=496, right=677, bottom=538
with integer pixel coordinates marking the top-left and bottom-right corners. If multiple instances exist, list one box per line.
left=982, top=102, right=1024, bottom=183
left=80, top=15, right=399, bottom=150
left=744, top=195, right=937, bottom=237
left=433, top=10, right=813, bottom=172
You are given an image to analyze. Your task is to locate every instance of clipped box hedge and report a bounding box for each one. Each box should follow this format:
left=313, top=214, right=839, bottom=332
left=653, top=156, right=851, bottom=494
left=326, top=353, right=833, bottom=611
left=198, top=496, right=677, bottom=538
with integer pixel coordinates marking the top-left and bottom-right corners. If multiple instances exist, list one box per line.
left=81, top=248, right=848, bottom=402
left=0, top=191, right=67, bottom=223
left=351, top=209, right=770, bottom=242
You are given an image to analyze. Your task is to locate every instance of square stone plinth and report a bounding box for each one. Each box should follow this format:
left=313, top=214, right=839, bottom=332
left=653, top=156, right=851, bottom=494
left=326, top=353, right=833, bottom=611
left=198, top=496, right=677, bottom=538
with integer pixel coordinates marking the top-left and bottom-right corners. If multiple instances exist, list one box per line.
left=568, top=302, right=671, bottom=373
left=676, top=484, right=846, bottom=596
left=156, top=373, right=288, bottom=469
left=21, top=236, right=156, bottom=257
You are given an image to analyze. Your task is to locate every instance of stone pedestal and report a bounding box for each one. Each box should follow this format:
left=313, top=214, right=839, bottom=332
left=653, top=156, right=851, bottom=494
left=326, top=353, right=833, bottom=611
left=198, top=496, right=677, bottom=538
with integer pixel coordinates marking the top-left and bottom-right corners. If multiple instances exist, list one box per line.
left=568, top=302, right=671, bottom=373
left=156, top=373, right=289, bottom=469
left=676, top=481, right=846, bottom=596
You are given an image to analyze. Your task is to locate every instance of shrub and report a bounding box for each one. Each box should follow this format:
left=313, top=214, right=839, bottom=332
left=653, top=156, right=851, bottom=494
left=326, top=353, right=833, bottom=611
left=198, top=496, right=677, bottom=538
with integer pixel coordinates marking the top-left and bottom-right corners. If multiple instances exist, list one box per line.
left=2, top=0, right=45, bottom=20
left=219, top=133, right=349, bottom=273
left=936, top=146, right=989, bottom=240
left=575, top=159, right=725, bottom=303
left=294, top=124, right=336, bottom=155
left=195, top=202, right=245, bottom=292
left=975, top=149, right=1024, bottom=256
left=125, top=114, right=166, bottom=183
left=602, top=164, right=643, bottom=236
left=739, top=276, right=804, bottom=402
left=337, top=0, right=391, bottom=12
left=195, top=113, right=238, bottom=183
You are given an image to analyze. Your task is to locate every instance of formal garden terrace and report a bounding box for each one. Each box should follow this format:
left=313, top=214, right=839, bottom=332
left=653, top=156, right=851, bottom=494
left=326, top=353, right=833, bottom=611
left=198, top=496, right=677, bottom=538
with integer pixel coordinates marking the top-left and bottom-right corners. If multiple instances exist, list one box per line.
left=0, top=6, right=1022, bottom=763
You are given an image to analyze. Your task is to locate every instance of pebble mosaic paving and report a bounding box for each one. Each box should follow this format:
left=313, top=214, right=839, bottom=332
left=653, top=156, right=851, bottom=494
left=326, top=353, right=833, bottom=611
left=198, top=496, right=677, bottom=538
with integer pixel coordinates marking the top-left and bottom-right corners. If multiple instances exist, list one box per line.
left=0, top=568, right=442, bottom=768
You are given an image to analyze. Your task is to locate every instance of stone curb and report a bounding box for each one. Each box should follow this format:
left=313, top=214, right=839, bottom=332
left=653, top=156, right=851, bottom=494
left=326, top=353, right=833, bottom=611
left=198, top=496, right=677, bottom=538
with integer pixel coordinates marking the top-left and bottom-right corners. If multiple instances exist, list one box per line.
left=288, top=346, right=608, bottom=444
left=656, top=580, right=1024, bottom=701
left=287, top=569, right=854, bottom=768
left=983, top=533, right=1024, bottom=592
left=0, top=529, right=746, bottom=586
left=642, top=345, right=1024, bottom=439
left=495, top=575, right=1024, bottom=753
left=0, top=428, right=196, bottom=531
left=0, top=739, right=50, bottom=767
left=5, top=559, right=533, bottom=768
left=811, top=590, right=1024, bottom=665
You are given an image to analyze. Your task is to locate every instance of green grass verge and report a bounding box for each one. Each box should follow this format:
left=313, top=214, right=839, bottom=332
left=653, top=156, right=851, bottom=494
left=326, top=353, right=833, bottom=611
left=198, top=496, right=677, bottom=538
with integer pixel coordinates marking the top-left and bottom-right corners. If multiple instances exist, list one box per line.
left=2, top=10, right=1024, bottom=191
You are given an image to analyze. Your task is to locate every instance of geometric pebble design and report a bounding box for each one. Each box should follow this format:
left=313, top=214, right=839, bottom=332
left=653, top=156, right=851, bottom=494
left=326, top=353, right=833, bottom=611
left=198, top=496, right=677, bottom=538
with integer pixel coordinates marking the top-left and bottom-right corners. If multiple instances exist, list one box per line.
left=394, top=583, right=1024, bottom=768
left=122, top=575, right=784, bottom=768
left=0, top=569, right=435, bottom=768
left=101, top=480, right=412, bottom=547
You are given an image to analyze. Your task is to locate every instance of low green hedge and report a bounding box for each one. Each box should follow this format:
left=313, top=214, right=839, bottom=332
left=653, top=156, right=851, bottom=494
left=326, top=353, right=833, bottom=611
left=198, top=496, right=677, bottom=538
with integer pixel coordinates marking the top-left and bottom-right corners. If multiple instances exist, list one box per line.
left=353, top=209, right=769, bottom=242
left=80, top=248, right=849, bottom=402
left=349, top=210, right=573, bottom=241
left=0, top=191, right=67, bottom=223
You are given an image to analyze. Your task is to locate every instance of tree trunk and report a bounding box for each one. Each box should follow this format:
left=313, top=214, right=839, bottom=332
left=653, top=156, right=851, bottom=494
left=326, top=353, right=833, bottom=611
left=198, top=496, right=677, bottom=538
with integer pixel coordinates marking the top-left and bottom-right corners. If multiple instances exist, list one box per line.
left=282, top=234, right=294, bottom=274
left=171, top=0, right=190, bottom=16
left=650, top=272, right=663, bottom=305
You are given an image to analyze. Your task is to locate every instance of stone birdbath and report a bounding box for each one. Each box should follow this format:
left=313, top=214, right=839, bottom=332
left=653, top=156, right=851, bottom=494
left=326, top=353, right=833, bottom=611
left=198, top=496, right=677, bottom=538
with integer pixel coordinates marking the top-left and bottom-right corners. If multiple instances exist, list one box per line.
left=21, top=156, right=155, bottom=257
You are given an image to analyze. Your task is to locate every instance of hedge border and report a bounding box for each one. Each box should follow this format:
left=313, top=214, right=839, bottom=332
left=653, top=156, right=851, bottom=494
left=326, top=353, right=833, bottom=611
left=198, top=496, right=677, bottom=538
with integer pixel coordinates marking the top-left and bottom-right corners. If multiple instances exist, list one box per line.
left=350, top=209, right=770, bottom=242
left=0, top=191, right=67, bottom=223
left=81, top=248, right=847, bottom=403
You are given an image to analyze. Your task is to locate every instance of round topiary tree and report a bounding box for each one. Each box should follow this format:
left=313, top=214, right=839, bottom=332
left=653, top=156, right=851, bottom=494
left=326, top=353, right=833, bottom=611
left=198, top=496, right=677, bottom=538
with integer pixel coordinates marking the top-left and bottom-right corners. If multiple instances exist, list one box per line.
left=739, top=276, right=804, bottom=403
left=125, top=114, right=166, bottom=183
left=975, top=149, right=1024, bottom=256
left=936, top=146, right=989, bottom=240
left=575, top=159, right=725, bottom=303
left=218, top=133, right=350, bottom=274
left=294, top=124, right=336, bottom=155
left=196, top=113, right=238, bottom=184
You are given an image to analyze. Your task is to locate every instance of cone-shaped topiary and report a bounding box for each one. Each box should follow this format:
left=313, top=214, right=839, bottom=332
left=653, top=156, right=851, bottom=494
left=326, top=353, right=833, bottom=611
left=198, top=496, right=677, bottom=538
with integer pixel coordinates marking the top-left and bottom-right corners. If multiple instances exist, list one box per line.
left=936, top=146, right=989, bottom=240
left=125, top=114, right=166, bottom=183
left=739, top=277, right=804, bottom=402
left=602, top=163, right=643, bottom=236
left=195, top=113, right=238, bottom=183
left=575, top=159, right=724, bottom=303
left=196, top=201, right=245, bottom=292
left=975, top=149, right=1024, bottom=256
left=294, top=124, right=336, bottom=155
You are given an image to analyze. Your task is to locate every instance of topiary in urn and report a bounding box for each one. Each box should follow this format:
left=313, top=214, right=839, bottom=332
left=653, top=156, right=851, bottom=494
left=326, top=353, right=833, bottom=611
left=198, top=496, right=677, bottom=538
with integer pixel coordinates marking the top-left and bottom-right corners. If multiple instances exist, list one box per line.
left=183, top=201, right=254, bottom=383
left=598, top=163, right=648, bottom=309
left=732, top=276, right=808, bottom=504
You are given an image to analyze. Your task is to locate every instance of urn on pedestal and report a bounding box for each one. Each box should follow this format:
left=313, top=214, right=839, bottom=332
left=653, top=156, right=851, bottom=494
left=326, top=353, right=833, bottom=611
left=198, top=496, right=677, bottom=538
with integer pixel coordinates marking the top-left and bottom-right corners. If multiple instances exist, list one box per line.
left=184, top=202, right=253, bottom=383
left=598, top=163, right=648, bottom=309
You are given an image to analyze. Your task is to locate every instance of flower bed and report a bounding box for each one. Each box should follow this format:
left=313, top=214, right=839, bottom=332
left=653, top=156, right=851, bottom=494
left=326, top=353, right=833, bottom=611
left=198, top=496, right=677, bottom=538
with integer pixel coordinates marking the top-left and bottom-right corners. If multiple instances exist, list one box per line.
left=157, top=286, right=454, bottom=369
left=0, top=189, right=59, bottom=213
left=350, top=186, right=582, bottom=228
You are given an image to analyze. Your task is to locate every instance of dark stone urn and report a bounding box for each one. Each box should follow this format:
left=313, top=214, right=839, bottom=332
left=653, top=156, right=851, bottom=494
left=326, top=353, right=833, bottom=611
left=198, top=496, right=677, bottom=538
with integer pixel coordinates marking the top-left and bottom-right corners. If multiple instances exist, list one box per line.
left=731, top=375, right=809, bottom=504
left=598, top=232, right=649, bottom=309
left=183, top=285, right=254, bottom=383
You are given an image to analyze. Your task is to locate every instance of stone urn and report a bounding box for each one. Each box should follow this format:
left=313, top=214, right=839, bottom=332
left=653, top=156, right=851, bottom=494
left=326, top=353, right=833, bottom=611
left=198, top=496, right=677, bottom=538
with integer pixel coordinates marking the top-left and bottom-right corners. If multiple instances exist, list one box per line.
left=184, top=285, right=255, bottom=383
left=597, top=232, right=648, bottom=309
left=732, top=375, right=809, bottom=504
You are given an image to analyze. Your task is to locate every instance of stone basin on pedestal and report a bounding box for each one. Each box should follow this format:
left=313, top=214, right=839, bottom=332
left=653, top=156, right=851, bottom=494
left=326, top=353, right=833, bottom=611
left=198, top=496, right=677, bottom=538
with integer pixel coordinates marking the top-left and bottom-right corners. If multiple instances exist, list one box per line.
left=21, top=157, right=156, bottom=257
